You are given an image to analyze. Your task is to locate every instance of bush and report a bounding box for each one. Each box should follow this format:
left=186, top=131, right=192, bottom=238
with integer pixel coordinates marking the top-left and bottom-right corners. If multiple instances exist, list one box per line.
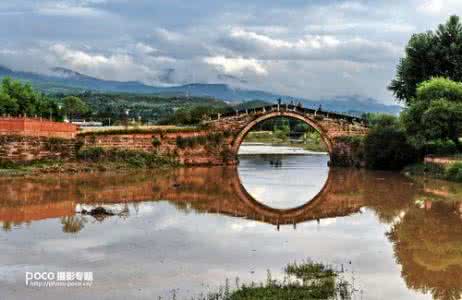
left=364, top=126, right=419, bottom=170
left=77, top=147, right=105, bottom=161
left=424, top=140, right=458, bottom=156
left=176, top=136, right=187, bottom=149
left=446, top=163, right=462, bottom=182
left=151, top=137, right=161, bottom=148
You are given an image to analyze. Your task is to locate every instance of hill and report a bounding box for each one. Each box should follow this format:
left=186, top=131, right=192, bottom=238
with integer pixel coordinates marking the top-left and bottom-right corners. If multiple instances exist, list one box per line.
left=0, top=65, right=401, bottom=115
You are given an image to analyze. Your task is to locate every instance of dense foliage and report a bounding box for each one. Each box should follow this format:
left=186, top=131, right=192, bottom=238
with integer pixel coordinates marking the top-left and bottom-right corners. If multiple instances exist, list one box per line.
left=0, top=77, right=61, bottom=119
left=63, top=96, right=89, bottom=121
left=389, top=15, right=462, bottom=104
left=364, top=115, right=418, bottom=170
left=401, top=78, right=462, bottom=150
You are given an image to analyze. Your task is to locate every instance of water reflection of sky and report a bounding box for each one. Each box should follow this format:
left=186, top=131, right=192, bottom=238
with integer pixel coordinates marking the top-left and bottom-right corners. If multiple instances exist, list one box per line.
left=4, top=147, right=462, bottom=299
left=238, top=153, right=329, bottom=209
left=0, top=202, right=429, bottom=300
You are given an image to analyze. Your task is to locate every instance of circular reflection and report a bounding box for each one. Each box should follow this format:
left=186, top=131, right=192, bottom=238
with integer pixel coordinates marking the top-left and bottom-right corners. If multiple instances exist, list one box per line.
left=237, top=150, right=329, bottom=210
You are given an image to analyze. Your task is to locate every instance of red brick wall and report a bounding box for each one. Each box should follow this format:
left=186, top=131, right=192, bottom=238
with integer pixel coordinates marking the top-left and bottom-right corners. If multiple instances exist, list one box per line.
left=0, top=118, right=77, bottom=139
left=79, top=131, right=236, bottom=166
left=0, top=135, right=76, bottom=162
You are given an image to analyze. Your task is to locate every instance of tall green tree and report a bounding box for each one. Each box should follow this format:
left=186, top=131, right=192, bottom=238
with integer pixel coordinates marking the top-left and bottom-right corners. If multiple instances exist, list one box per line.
left=401, top=78, right=462, bottom=149
left=389, top=15, right=462, bottom=104
left=1, top=77, right=39, bottom=116
left=63, top=96, right=89, bottom=121
left=0, top=92, right=19, bottom=115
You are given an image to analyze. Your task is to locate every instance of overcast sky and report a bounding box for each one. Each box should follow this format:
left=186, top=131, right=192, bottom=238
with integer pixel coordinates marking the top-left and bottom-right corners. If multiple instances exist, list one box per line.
left=0, top=0, right=461, bottom=104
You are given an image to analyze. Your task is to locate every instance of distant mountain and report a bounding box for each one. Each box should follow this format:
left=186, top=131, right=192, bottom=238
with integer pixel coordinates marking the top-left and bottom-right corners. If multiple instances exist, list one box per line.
left=0, top=65, right=401, bottom=115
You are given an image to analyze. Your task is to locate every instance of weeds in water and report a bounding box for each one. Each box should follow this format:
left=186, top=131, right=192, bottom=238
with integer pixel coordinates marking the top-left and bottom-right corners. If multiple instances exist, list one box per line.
left=157, top=260, right=356, bottom=300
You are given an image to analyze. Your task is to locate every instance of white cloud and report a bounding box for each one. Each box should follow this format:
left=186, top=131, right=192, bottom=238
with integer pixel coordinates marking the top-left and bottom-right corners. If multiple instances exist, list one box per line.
left=37, top=2, right=107, bottom=17
left=48, top=44, right=155, bottom=82
left=417, top=0, right=462, bottom=16
left=417, top=0, right=444, bottom=15
left=224, top=28, right=400, bottom=63
left=204, top=56, right=267, bottom=76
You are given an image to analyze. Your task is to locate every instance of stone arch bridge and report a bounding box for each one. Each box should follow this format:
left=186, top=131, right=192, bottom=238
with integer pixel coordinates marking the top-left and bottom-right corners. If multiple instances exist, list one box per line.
left=204, top=104, right=368, bottom=166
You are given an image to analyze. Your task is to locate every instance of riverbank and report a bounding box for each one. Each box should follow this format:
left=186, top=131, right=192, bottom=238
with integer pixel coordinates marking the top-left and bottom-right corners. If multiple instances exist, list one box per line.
left=403, top=155, right=462, bottom=183
left=244, top=131, right=328, bottom=152
left=0, top=148, right=179, bottom=177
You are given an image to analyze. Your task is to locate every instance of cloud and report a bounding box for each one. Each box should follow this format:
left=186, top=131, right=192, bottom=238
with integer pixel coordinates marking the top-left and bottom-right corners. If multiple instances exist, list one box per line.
left=37, top=1, right=108, bottom=17
left=417, top=0, right=462, bottom=16
left=48, top=44, right=157, bottom=82
left=0, top=0, right=457, bottom=103
left=222, top=28, right=400, bottom=62
left=204, top=56, right=267, bottom=76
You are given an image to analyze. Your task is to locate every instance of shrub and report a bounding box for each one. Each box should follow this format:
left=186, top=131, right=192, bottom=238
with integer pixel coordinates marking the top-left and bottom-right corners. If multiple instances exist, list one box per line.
left=176, top=136, right=187, bottom=149
left=196, top=135, right=207, bottom=145
left=424, top=140, right=458, bottom=156
left=151, top=137, right=161, bottom=148
left=77, top=147, right=105, bottom=162
left=330, top=136, right=365, bottom=168
left=45, top=137, right=69, bottom=152
left=364, top=126, right=419, bottom=170
left=446, top=163, right=462, bottom=182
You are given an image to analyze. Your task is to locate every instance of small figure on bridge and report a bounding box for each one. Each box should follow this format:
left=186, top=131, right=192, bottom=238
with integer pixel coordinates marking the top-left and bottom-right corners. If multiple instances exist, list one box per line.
left=297, top=101, right=302, bottom=108
left=277, top=98, right=282, bottom=105
left=317, top=104, right=323, bottom=112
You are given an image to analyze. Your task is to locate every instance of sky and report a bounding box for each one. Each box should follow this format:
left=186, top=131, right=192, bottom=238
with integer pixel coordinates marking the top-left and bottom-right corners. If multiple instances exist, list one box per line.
left=0, top=0, right=461, bottom=104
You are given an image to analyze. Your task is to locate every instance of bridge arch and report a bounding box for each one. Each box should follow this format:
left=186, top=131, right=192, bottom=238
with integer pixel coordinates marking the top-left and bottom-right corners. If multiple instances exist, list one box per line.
left=231, top=110, right=333, bottom=156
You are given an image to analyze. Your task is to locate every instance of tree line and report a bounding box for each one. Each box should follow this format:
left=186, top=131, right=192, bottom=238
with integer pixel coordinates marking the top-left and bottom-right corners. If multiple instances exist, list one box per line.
left=0, top=77, right=89, bottom=121
left=363, top=15, right=462, bottom=171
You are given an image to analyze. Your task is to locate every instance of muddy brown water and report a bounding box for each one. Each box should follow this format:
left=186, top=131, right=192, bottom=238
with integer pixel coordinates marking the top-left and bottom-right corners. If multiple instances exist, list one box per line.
left=1, top=147, right=462, bottom=299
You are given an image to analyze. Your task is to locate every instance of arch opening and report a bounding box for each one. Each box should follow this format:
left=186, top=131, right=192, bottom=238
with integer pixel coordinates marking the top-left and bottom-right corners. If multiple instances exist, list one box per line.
left=235, top=113, right=331, bottom=210
left=232, top=111, right=333, bottom=157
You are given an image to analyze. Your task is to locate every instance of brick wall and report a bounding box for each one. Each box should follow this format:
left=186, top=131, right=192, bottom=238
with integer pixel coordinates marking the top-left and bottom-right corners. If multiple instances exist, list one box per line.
left=79, top=130, right=236, bottom=166
left=0, top=135, right=76, bottom=162
left=0, top=118, right=77, bottom=139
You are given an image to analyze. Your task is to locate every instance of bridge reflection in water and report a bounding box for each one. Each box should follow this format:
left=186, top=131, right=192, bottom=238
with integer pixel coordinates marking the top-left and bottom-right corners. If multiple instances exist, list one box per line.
left=0, top=168, right=372, bottom=226
left=2, top=168, right=462, bottom=299
left=0, top=167, right=461, bottom=227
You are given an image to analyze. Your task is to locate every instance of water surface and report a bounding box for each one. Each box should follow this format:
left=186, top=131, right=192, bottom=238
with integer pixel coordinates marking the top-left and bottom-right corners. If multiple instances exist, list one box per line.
left=1, top=146, right=462, bottom=300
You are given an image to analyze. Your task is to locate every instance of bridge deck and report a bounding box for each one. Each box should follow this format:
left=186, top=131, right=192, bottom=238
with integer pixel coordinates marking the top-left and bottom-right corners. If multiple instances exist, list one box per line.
left=209, top=104, right=367, bottom=124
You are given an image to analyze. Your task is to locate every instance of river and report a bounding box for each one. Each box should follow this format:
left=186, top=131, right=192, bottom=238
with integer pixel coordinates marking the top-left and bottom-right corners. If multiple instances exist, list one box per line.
left=1, top=144, right=462, bottom=299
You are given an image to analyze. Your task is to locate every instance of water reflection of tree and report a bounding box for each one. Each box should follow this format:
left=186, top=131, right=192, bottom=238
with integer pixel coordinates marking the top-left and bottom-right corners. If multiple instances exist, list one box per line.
left=61, top=216, right=87, bottom=233
left=362, top=171, right=418, bottom=224
left=387, top=202, right=462, bottom=300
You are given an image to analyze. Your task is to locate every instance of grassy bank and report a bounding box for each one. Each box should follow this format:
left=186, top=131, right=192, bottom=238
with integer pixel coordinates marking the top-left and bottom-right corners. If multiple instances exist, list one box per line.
left=404, top=161, right=462, bottom=183
left=245, top=131, right=328, bottom=152
left=0, top=148, right=178, bottom=177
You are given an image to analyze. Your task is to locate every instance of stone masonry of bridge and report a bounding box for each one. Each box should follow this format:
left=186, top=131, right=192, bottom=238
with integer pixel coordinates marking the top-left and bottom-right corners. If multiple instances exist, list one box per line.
left=205, top=104, right=369, bottom=167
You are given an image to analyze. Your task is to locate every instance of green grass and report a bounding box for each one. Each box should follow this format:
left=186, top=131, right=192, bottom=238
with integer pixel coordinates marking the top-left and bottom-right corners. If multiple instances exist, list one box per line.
left=77, top=147, right=178, bottom=168
left=77, top=126, right=200, bottom=137
left=0, top=148, right=179, bottom=177
left=183, top=261, right=353, bottom=300
left=446, top=162, right=462, bottom=182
